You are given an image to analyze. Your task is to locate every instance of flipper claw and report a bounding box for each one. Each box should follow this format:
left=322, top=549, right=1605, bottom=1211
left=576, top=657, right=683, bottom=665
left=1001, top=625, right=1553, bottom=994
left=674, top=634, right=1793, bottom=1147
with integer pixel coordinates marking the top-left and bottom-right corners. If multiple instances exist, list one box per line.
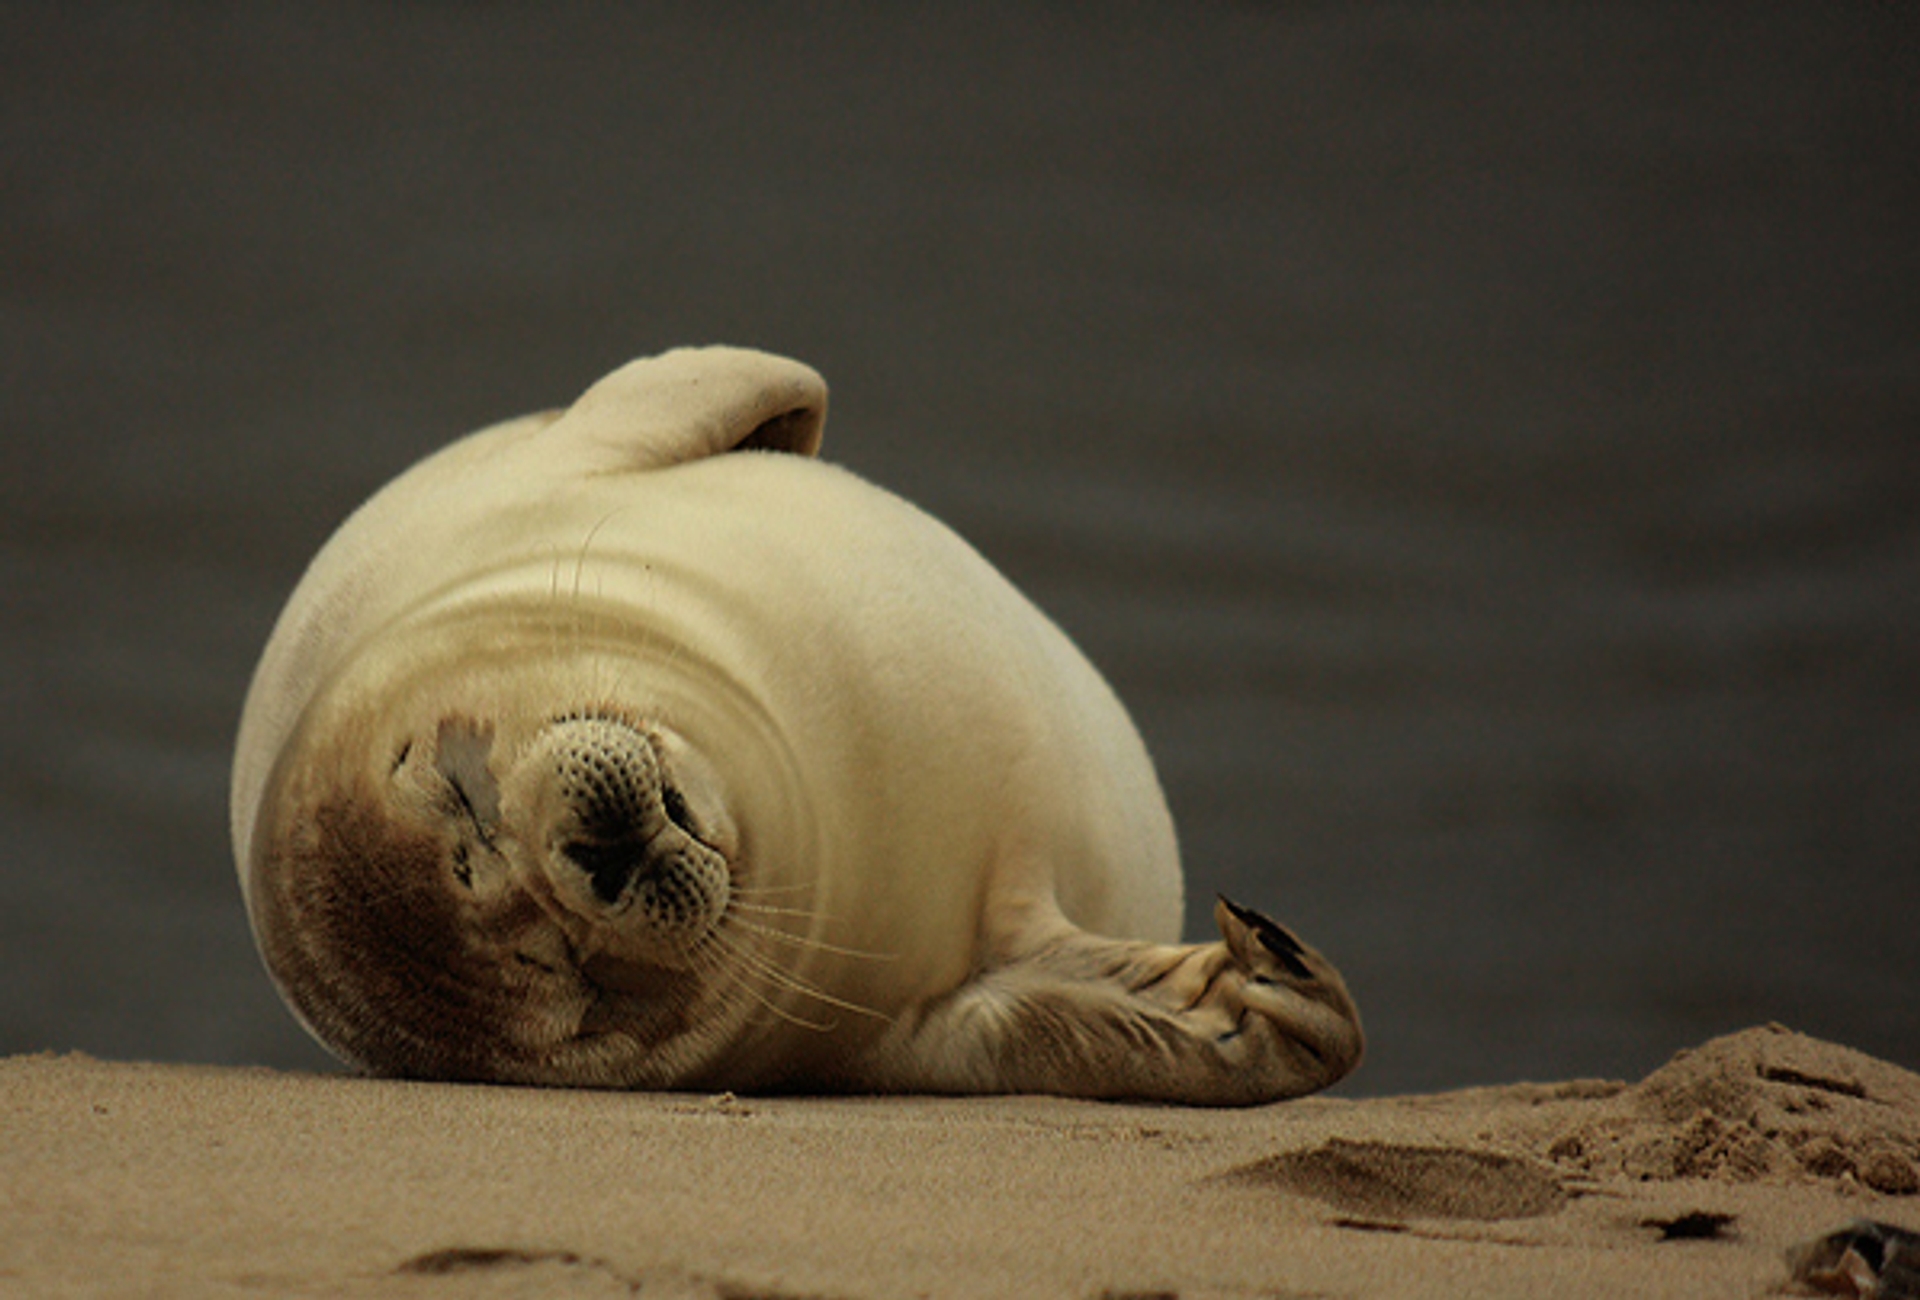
left=1216, top=895, right=1314, bottom=980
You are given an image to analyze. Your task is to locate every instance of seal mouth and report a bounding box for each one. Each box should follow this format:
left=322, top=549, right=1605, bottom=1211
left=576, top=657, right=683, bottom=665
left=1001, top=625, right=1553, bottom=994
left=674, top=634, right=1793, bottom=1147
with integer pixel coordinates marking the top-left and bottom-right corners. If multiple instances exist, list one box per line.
left=506, top=713, right=732, bottom=967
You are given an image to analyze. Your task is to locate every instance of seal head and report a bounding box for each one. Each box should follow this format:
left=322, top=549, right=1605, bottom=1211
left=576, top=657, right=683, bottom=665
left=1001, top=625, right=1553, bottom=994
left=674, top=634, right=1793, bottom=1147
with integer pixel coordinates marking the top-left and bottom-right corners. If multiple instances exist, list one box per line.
left=247, top=639, right=763, bottom=1088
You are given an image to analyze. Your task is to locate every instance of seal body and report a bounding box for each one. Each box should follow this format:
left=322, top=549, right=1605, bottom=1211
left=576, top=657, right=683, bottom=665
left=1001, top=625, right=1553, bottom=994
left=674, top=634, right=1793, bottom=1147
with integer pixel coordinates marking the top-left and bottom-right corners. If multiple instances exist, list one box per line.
left=233, top=347, right=1362, bottom=1104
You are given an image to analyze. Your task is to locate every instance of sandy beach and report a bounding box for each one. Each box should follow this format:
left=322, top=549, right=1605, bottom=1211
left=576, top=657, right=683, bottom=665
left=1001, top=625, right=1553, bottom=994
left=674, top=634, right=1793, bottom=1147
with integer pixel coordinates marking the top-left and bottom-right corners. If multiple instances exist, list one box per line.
left=4, top=11, right=1915, bottom=1293
left=5, top=1024, right=1915, bottom=1298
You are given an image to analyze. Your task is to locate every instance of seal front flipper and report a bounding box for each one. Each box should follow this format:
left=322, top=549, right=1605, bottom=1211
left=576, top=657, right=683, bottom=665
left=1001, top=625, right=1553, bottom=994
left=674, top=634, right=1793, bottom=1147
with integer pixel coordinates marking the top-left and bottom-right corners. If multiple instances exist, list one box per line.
left=538, top=346, right=828, bottom=474
left=859, top=903, right=1364, bottom=1106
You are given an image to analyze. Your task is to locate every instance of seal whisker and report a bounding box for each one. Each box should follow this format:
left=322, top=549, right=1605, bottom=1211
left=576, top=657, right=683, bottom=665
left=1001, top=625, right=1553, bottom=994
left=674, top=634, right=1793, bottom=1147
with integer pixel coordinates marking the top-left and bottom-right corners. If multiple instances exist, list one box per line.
left=727, top=901, right=825, bottom=918
left=569, top=509, right=625, bottom=606
left=731, top=976, right=838, bottom=1034
left=713, top=932, right=850, bottom=1026
left=728, top=881, right=820, bottom=900
left=726, top=900, right=858, bottom=929
left=713, top=928, right=891, bottom=1024
left=689, top=930, right=838, bottom=1032
left=729, top=916, right=899, bottom=963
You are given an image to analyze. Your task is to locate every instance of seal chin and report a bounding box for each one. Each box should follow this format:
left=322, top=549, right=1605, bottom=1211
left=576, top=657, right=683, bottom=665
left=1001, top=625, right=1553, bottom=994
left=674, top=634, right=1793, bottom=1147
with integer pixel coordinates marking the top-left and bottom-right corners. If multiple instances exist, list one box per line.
left=503, top=714, right=733, bottom=969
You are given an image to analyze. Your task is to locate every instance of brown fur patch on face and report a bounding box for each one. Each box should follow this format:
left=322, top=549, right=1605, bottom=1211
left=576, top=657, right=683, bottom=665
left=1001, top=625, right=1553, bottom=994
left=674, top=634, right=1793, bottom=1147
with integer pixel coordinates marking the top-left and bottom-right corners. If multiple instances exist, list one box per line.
left=254, top=777, right=584, bottom=1082
left=251, top=729, right=730, bottom=1088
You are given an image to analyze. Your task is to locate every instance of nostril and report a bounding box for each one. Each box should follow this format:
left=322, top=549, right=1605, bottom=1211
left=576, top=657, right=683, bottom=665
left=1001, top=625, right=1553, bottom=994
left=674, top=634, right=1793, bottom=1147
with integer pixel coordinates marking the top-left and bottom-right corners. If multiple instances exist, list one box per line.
left=562, top=839, right=649, bottom=905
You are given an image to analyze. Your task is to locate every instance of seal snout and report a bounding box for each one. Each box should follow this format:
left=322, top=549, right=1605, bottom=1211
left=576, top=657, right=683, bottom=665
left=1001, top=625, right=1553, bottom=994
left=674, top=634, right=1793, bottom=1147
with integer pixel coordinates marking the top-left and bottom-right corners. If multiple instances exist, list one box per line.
left=507, top=716, right=731, bottom=959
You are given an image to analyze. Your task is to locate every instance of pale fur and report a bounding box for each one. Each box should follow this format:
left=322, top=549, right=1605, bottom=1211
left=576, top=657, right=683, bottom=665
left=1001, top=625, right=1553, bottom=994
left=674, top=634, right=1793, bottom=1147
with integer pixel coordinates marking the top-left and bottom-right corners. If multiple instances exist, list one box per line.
left=232, top=346, right=1362, bottom=1103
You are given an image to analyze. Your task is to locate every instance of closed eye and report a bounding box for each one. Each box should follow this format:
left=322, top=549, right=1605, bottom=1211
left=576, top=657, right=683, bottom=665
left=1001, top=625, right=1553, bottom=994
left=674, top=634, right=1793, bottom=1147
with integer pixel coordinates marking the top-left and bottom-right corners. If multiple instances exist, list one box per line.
left=446, top=775, right=497, bottom=849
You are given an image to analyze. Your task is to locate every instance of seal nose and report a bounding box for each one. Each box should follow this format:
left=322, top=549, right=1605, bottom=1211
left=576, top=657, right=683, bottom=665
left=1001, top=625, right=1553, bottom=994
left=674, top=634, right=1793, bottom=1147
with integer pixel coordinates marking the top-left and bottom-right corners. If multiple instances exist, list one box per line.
left=542, top=717, right=671, bottom=906
left=562, top=836, right=652, bottom=905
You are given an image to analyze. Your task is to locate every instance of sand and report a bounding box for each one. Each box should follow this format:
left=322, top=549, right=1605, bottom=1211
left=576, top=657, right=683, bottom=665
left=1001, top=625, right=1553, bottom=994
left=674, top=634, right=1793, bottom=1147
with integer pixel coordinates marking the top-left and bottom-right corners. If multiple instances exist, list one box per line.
left=4, top=1025, right=1916, bottom=1299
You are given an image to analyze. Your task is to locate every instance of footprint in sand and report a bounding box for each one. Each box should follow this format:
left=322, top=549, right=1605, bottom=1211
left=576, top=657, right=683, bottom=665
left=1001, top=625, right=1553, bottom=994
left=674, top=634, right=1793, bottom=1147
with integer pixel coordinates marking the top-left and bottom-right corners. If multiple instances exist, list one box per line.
left=1222, top=1138, right=1567, bottom=1222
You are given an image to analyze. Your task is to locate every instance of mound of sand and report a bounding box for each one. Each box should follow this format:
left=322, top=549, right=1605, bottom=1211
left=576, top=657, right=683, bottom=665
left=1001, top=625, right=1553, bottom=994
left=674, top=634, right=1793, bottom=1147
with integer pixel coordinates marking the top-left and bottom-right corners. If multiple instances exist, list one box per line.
left=1545, top=1024, right=1920, bottom=1194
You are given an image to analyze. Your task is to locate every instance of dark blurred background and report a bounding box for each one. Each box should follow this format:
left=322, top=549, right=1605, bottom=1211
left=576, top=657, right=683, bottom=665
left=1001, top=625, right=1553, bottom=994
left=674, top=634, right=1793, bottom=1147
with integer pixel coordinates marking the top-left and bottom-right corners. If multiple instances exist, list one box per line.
left=3, top=3, right=1915, bottom=1096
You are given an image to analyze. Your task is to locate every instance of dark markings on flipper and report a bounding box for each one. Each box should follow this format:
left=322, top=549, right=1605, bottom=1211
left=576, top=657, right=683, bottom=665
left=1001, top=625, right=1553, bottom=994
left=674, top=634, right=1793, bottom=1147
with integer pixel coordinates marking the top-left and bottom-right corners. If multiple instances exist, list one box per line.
left=1218, top=895, right=1314, bottom=980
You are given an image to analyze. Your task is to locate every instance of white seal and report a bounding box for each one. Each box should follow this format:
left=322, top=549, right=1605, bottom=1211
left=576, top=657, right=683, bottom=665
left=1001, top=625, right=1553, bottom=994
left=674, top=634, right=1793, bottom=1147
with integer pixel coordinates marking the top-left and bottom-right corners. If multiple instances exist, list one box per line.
left=232, top=347, right=1362, bottom=1103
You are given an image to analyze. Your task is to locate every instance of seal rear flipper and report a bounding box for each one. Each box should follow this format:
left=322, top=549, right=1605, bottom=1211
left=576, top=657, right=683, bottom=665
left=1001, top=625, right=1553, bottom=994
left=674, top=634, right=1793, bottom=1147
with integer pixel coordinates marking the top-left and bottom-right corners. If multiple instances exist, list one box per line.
left=541, top=346, right=828, bottom=473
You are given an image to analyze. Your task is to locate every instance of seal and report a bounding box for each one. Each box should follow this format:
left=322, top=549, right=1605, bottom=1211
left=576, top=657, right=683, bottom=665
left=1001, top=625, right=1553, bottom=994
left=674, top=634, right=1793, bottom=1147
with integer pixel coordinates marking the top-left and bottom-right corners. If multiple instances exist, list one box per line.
left=231, top=346, right=1363, bottom=1104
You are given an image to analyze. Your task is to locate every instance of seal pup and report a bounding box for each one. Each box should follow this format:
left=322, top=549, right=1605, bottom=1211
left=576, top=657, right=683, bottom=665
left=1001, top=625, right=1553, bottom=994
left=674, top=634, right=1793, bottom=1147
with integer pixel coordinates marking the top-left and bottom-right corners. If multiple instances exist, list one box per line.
left=232, top=346, right=1363, bottom=1104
